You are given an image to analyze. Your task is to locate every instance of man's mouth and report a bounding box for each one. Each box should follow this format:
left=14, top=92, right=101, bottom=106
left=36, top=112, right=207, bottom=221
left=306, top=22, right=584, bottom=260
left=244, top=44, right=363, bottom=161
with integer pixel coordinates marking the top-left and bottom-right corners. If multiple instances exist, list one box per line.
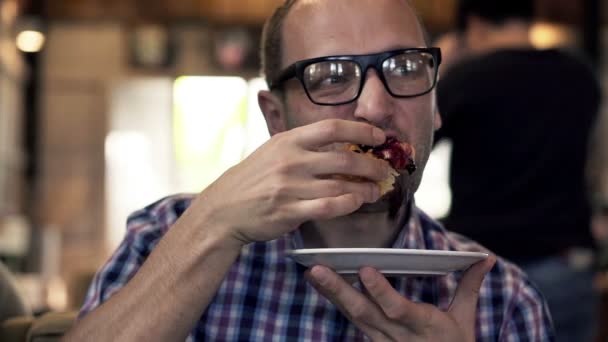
left=354, top=137, right=417, bottom=175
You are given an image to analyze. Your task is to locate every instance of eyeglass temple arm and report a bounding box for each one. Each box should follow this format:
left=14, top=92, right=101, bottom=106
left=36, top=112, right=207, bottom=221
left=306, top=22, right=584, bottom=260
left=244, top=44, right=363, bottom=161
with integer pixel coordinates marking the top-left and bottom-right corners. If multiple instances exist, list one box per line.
left=268, top=64, right=297, bottom=90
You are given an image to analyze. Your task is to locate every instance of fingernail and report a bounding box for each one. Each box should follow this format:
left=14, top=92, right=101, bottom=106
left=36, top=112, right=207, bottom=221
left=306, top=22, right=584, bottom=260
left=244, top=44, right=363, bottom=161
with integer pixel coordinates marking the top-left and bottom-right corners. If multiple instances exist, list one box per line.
left=371, top=185, right=380, bottom=202
left=311, top=266, right=330, bottom=286
left=373, top=128, right=385, bottom=143
left=360, top=268, right=376, bottom=286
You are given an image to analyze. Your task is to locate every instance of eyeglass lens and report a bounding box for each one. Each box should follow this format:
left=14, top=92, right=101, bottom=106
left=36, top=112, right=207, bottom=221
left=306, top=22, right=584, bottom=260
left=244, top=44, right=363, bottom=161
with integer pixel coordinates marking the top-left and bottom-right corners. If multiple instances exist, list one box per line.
left=302, top=51, right=436, bottom=104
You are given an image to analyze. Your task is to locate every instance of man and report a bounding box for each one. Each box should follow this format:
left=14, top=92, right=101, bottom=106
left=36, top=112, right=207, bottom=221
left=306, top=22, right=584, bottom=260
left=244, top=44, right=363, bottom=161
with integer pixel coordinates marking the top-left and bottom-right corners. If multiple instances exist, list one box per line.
left=65, top=0, right=554, bottom=340
left=435, top=0, right=601, bottom=341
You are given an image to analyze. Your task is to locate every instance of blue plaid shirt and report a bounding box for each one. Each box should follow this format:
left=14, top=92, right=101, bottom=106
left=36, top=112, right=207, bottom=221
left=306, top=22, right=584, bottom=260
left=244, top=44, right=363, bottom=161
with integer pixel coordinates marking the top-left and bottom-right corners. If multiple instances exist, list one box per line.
left=80, top=194, right=555, bottom=341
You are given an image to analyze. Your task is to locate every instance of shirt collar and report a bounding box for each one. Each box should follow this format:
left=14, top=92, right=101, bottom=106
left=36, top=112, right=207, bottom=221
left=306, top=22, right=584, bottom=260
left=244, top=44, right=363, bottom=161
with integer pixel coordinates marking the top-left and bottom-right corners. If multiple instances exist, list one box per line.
left=289, top=203, right=427, bottom=250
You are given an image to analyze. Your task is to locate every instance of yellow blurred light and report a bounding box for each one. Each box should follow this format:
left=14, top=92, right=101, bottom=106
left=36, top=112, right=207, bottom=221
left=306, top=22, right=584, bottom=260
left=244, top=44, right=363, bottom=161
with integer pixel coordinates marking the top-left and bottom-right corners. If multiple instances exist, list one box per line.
left=530, top=23, right=574, bottom=49
left=46, top=276, right=67, bottom=311
left=16, top=30, right=46, bottom=53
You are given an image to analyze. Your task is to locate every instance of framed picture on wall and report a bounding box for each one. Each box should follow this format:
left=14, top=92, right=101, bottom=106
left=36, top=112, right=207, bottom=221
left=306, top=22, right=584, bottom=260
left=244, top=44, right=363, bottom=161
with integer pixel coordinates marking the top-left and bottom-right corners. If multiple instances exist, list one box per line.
left=129, top=23, right=176, bottom=71
left=211, top=25, right=261, bottom=73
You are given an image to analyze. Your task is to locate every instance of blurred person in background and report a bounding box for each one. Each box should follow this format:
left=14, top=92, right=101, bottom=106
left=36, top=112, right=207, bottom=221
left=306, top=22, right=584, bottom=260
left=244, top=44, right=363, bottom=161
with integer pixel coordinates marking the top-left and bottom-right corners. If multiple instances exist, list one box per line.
left=434, top=0, right=602, bottom=340
left=433, top=31, right=467, bottom=77
left=65, top=0, right=555, bottom=340
left=590, top=107, right=608, bottom=341
left=590, top=104, right=608, bottom=248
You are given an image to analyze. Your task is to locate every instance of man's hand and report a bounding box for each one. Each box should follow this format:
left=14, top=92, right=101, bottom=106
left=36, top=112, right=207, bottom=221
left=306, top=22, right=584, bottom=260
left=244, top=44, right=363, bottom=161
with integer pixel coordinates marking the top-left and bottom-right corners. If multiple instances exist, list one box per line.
left=191, top=119, right=389, bottom=247
left=306, top=255, right=497, bottom=341
left=63, top=119, right=389, bottom=342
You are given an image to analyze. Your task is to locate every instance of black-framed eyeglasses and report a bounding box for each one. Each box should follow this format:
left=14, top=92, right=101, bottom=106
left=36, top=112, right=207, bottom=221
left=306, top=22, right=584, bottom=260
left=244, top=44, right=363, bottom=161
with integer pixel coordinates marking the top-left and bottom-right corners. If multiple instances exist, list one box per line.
left=268, top=47, right=442, bottom=106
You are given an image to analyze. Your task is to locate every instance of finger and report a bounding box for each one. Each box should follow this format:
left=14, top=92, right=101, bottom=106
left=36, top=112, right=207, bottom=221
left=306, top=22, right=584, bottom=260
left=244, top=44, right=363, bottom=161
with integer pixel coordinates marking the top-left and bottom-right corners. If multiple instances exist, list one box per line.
left=293, top=119, right=386, bottom=150
left=291, top=194, right=366, bottom=221
left=448, top=255, right=497, bottom=329
left=305, top=266, right=393, bottom=336
left=360, top=267, right=432, bottom=331
left=293, top=179, right=380, bottom=204
left=308, top=150, right=390, bottom=182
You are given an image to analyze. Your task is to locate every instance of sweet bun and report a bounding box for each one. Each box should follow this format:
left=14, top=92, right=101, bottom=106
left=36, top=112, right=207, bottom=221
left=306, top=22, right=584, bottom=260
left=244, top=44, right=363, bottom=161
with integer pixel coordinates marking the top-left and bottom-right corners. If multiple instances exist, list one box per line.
left=339, top=138, right=416, bottom=196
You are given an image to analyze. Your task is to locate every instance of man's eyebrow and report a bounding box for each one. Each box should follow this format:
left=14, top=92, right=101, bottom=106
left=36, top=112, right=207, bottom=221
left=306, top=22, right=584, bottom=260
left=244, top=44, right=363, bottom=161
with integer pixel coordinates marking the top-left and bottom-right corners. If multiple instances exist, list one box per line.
left=384, top=45, right=429, bottom=50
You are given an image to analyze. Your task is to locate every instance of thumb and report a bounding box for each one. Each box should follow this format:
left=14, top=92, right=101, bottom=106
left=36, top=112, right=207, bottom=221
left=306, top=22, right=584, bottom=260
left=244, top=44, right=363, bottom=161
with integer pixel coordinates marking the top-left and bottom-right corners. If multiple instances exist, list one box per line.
left=448, top=255, right=497, bottom=335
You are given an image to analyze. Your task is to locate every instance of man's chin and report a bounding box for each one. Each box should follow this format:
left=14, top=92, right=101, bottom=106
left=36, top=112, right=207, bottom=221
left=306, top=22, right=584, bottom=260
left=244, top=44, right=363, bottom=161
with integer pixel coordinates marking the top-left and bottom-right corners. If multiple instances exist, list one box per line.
left=355, top=198, right=391, bottom=213
left=354, top=182, right=409, bottom=216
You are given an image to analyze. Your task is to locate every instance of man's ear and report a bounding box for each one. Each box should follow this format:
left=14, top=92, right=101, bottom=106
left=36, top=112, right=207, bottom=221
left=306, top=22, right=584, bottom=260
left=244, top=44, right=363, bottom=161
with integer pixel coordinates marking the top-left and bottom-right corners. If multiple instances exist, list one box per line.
left=434, top=109, right=443, bottom=131
left=258, top=90, right=288, bottom=136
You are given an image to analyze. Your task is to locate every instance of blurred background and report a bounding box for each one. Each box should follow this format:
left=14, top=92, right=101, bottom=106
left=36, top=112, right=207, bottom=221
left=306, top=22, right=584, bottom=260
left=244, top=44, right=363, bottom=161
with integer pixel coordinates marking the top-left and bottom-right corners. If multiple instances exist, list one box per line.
left=0, top=0, right=606, bottom=321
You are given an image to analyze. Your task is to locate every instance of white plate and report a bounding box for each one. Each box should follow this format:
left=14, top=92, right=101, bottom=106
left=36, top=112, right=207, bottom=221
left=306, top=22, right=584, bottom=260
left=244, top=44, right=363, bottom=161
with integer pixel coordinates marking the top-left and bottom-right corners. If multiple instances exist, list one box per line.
left=286, top=248, right=488, bottom=276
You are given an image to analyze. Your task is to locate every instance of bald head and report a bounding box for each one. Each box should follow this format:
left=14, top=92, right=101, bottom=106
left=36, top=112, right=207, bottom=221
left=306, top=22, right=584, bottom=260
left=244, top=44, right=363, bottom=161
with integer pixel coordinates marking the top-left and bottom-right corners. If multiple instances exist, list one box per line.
left=261, top=0, right=429, bottom=86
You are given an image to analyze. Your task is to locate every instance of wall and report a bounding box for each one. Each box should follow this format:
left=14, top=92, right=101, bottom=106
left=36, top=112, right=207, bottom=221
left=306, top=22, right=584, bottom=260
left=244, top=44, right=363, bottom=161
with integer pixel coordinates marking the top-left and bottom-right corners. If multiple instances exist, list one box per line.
left=38, top=22, right=124, bottom=304
left=0, top=0, right=25, bottom=216
left=38, top=21, right=230, bottom=308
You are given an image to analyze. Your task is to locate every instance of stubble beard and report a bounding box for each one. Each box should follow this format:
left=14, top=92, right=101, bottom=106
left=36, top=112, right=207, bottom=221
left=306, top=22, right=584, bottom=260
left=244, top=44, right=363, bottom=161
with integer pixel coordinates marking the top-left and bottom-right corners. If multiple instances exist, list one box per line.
left=354, top=172, right=419, bottom=219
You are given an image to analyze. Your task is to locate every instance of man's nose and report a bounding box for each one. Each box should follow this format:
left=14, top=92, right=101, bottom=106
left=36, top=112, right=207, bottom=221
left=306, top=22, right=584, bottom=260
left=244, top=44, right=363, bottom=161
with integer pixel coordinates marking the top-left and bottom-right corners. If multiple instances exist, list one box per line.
left=353, top=69, right=394, bottom=124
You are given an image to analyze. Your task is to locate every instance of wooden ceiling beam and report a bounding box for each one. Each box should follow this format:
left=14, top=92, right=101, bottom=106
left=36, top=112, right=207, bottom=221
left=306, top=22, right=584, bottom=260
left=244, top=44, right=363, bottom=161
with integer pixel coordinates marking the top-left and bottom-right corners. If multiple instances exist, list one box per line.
left=44, top=0, right=594, bottom=28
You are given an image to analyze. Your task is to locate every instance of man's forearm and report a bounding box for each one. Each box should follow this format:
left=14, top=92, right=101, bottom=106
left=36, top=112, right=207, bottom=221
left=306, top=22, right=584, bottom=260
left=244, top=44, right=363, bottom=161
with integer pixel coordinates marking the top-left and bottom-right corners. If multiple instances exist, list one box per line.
left=64, top=218, right=242, bottom=341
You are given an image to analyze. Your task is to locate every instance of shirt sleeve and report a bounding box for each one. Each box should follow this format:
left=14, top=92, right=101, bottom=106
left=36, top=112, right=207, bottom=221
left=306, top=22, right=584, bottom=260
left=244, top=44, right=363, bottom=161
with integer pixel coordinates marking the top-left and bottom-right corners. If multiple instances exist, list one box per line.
left=498, top=278, right=556, bottom=342
left=78, top=208, right=165, bottom=318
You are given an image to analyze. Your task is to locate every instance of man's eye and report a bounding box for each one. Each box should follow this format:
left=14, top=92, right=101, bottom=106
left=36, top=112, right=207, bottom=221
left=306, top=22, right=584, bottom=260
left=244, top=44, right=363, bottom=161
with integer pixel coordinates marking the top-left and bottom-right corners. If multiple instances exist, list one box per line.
left=394, top=66, right=411, bottom=75
left=395, top=64, right=423, bottom=76
left=321, top=75, right=347, bottom=85
left=309, top=75, right=348, bottom=90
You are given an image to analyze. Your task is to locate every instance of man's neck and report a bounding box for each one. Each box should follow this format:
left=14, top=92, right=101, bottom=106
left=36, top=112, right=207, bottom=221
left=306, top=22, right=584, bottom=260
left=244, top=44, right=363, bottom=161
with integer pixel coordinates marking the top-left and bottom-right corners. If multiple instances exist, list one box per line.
left=299, top=203, right=411, bottom=249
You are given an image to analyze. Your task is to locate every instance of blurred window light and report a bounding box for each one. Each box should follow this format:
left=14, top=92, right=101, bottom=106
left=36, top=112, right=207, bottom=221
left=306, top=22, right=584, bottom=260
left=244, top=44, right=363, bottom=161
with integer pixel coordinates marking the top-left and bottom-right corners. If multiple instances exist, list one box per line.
left=173, top=76, right=270, bottom=192
left=106, top=79, right=175, bottom=250
left=530, top=22, right=576, bottom=49
left=105, top=131, right=151, bottom=163
left=415, top=141, right=452, bottom=219
left=245, top=78, right=271, bottom=155
left=16, top=30, right=45, bottom=53
left=105, top=130, right=158, bottom=248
